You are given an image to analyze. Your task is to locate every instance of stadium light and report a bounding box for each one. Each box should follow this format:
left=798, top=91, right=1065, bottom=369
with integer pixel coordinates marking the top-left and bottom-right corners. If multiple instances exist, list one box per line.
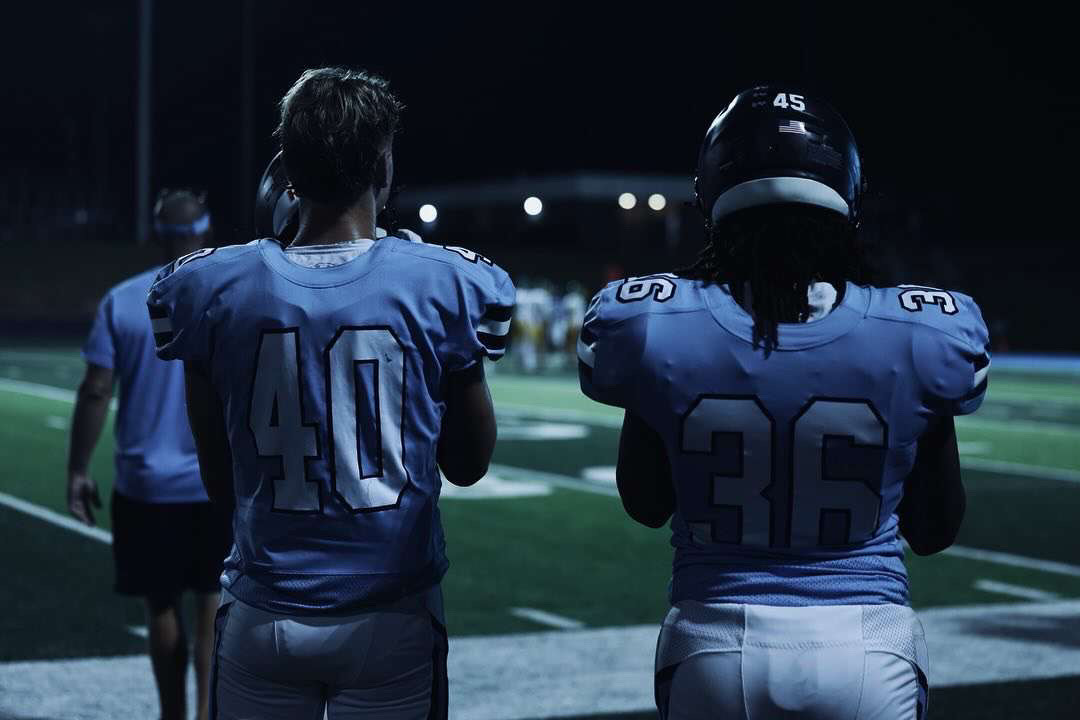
left=524, top=196, right=543, bottom=216
left=419, top=204, right=438, bottom=223
left=648, top=193, right=667, bottom=211
left=618, top=192, right=637, bottom=210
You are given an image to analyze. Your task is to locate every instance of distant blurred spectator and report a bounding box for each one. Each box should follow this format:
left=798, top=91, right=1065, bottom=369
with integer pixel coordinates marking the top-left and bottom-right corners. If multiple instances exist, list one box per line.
left=509, top=282, right=590, bottom=373
left=513, top=285, right=553, bottom=373
left=66, top=189, right=231, bottom=720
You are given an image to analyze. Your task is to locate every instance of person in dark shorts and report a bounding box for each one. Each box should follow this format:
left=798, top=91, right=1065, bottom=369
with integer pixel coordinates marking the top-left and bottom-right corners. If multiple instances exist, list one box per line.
left=67, top=189, right=232, bottom=720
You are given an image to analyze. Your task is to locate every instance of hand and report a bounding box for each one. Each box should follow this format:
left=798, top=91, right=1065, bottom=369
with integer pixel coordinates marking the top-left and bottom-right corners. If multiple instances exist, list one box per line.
left=67, top=471, right=102, bottom=526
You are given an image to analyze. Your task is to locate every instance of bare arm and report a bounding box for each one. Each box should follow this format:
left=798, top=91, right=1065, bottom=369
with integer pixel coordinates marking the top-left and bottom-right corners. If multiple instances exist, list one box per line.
left=66, top=363, right=113, bottom=525
left=616, top=411, right=675, bottom=529
left=437, top=361, right=496, bottom=487
left=184, top=366, right=234, bottom=506
left=897, top=415, right=966, bottom=556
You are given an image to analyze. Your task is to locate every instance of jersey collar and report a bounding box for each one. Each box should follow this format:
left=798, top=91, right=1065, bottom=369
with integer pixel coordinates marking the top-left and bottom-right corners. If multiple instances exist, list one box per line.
left=258, top=237, right=390, bottom=287
left=703, top=280, right=870, bottom=350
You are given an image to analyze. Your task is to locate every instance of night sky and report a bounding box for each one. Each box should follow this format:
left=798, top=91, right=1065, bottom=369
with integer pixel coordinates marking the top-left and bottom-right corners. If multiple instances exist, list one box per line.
left=5, top=2, right=1077, bottom=247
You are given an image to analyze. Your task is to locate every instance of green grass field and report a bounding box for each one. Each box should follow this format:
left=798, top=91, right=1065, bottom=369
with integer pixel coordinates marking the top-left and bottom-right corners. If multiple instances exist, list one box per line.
left=1, top=347, right=1080, bottom=718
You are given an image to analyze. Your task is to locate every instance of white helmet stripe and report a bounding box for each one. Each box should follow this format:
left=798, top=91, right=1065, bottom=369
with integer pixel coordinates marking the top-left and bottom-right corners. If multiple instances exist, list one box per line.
left=710, top=177, right=851, bottom=222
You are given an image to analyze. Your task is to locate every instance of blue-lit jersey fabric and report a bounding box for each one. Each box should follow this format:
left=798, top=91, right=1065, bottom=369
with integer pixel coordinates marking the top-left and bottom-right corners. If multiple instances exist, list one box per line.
left=148, top=238, right=514, bottom=614
left=83, top=268, right=205, bottom=504
left=579, top=276, right=989, bottom=606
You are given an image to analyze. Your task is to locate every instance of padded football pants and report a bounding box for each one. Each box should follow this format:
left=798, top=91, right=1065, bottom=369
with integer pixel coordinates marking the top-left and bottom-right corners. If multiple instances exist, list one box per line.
left=656, top=604, right=927, bottom=720
left=210, top=587, right=447, bottom=720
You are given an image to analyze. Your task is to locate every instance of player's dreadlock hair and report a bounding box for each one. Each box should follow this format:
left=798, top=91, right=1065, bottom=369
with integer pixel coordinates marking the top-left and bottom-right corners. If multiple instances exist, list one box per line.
left=677, top=204, right=877, bottom=355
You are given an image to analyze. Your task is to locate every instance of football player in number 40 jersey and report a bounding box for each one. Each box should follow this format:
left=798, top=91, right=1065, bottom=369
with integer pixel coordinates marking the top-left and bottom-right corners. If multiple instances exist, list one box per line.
left=148, top=67, right=515, bottom=720
left=578, top=86, right=989, bottom=720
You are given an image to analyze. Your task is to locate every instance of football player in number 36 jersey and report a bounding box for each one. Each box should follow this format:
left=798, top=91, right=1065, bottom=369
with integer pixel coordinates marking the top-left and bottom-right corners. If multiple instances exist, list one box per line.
left=579, top=86, right=989, bottom=720
left=148, top=68, right=514, bottom=719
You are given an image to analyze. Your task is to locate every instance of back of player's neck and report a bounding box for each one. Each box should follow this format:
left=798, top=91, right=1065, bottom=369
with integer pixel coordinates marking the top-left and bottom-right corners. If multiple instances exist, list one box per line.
left=291, top=200, right=376, bottom=248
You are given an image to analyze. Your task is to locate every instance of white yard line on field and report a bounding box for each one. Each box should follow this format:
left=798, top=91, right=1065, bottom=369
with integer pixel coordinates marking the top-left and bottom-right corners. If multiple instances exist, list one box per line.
left=973, top=579, right=1061, bottom=602
left=508, top=607, right=585, bottom=630
left=942, top=545, right=1080, bottom=578
left=0, top=491, right=112, bottom=544
left=0, top=377, right=78, bottom=403
left=0, top=377, right=117, bottom=410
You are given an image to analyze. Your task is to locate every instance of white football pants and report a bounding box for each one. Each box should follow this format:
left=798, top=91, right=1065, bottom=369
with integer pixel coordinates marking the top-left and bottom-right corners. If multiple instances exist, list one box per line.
left=211, top=587, right=447, bottom=720
left=657, top=604, right=927, bottom=720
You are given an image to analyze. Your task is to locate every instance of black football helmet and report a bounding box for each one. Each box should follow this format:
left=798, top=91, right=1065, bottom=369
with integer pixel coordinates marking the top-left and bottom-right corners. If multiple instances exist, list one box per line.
left=255, top=150, right=299, bottom=243
left=694, top=85, right=864, bottom=227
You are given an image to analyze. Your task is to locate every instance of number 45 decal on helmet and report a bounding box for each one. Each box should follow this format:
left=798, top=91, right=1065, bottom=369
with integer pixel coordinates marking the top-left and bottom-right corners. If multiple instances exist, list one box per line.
left=773, top=93, right=806, bottom=112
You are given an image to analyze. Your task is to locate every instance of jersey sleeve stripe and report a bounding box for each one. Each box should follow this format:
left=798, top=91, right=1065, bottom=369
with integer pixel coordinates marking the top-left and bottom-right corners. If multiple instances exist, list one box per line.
left=477, top=318, right=511, bottom=337
left=972, top=362, right=989, bottom=390
left=483, top=305, right=514, bottom=323
left=153, top=331, right=175, bottom=349
left=577, top=336, right=596, bottom=368
left=959, top=377, right=988, bottom=403
left=151, top=317, right=173, bottom=334
left=477, top=332, right=508, bottom=351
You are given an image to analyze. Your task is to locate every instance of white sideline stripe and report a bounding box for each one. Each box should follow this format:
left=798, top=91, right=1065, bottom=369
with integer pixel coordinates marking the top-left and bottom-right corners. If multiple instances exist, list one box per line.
left=6, top=600, right=1080, bottom=719
left=126, top=625, right=149, bottom=639
left=0, top=377, right=77, bottom=403
left=0, top=491, right=112, bottom=544
left=961, top=457, right=1080, bottom=484
left=973, top=579, right=1061, bottom=602
left=942, top=545, right=1080, bottom=578
left=0, top=377, right=117, bottom=411
left=509, top=607, right=585, bottom=630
